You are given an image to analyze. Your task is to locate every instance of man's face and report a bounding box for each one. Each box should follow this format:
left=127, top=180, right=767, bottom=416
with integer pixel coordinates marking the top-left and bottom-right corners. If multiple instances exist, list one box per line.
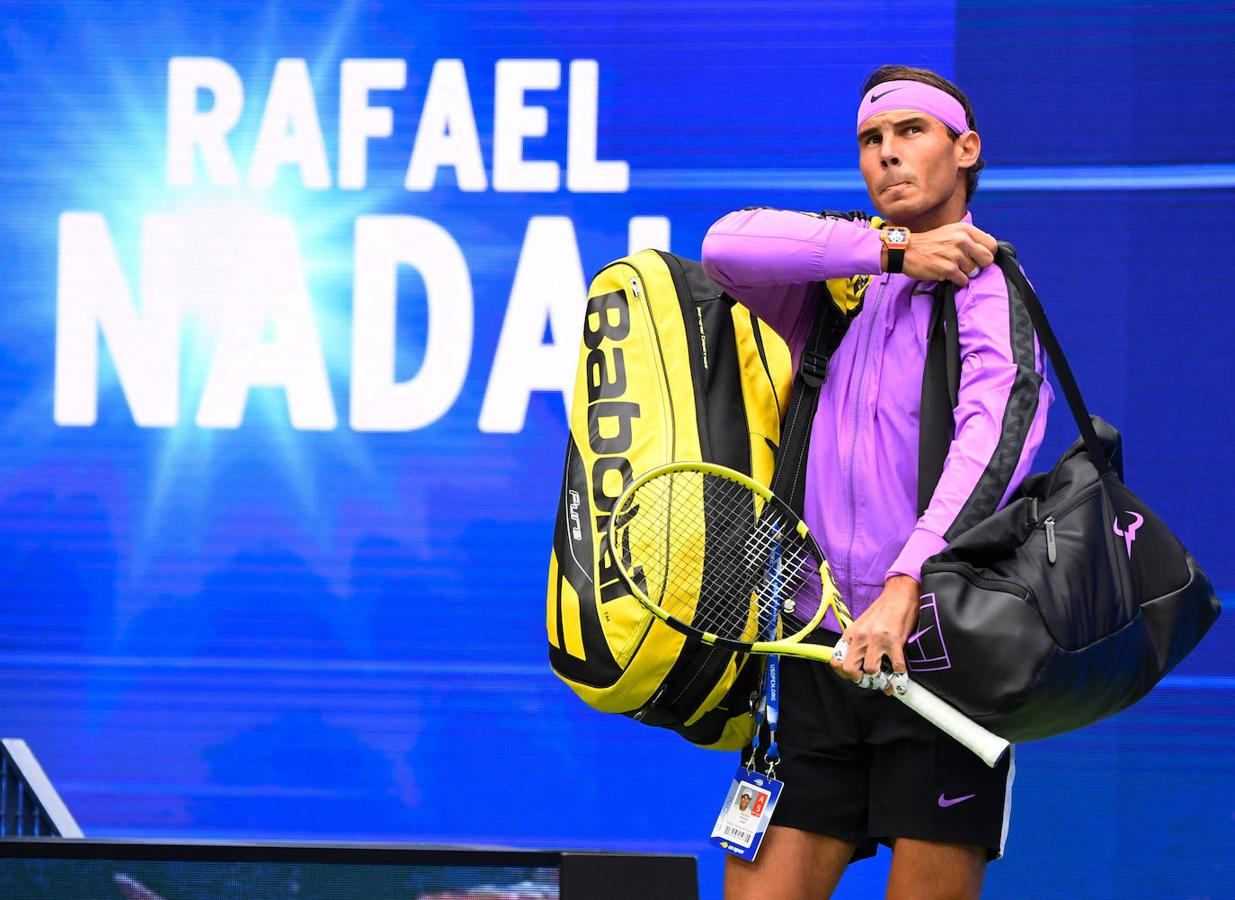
left=857, top=110, right=973, bottom=223
left=739, top=794, right=751, bottom=811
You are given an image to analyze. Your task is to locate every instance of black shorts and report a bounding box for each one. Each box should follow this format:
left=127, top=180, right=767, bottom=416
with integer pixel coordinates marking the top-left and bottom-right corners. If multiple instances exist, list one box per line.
left=760, top=645, right=1014, bottom=863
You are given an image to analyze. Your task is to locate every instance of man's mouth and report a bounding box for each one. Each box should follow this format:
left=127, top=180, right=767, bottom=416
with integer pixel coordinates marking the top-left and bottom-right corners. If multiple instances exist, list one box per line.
left=881, top=179, right=913, bottom=194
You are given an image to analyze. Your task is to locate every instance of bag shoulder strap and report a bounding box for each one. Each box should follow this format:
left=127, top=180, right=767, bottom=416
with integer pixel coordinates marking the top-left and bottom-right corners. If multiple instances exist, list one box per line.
left=993, top=245, right=1113, bottom=475
left=769, top=289, right=853, bottom=515
left=918, top=243, right=1116, bottom=516
left=917, top=279, right=959, bottom=516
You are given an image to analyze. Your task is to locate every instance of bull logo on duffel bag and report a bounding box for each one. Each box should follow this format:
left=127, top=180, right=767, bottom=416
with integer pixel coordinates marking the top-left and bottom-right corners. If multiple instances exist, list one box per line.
left=1112, top=510, right=1145, bottom=559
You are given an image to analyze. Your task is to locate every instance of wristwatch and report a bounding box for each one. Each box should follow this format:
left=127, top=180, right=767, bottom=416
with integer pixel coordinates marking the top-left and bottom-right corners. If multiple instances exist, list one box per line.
left=881, top=226, right=911, bottom=274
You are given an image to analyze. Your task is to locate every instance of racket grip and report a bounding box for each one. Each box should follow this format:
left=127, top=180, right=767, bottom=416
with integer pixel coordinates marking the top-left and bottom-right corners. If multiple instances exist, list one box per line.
left=894, top=677, right=1010, bottom=768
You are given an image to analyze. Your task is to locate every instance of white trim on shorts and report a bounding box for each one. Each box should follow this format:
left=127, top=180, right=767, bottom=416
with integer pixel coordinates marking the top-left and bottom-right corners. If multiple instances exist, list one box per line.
left=996, top=745, right=1016, bottom=858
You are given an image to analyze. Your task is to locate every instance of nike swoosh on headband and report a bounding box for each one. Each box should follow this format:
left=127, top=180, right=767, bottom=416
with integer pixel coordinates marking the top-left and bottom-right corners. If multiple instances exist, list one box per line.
left=857, top=81, right=969, bottom=135
left=937, top=792, right=976, bottom=808
left=870, top=88, right=903, bottom=103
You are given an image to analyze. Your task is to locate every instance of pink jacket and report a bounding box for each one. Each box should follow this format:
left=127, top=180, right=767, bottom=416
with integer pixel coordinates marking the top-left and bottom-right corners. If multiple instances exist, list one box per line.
left=702, top=208, right=1054, bottom=618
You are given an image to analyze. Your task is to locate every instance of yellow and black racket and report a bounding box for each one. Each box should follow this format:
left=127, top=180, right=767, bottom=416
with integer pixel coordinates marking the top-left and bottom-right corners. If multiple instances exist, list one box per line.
left=608, top=461, right=1009, bottom=767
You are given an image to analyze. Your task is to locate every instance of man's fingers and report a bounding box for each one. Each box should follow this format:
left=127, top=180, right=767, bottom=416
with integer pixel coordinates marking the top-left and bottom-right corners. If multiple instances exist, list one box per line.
left=889, top=646, right=907, bottom=678
left=949, top=226, right=997, bottom=279
left=880, top=646, right=908, bottom=695
left=959, top=224, right=998, bottom=253
left=883, top=671, right=909, bottom=697
left=831, top=638, right=865, bottom=682
left=958, top=239, right=993, bottom=272
left=843, top=643, right=867, bottom=681
left=830, top=638, right=847, bottom=671
left=972, top=242, right=995, bottom=268
left=963, top=233, right=995, bottom=269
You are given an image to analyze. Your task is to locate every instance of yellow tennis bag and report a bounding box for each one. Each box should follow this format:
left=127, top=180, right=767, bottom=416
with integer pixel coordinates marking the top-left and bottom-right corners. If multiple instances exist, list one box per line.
left=547, top=248, right=793, bottom=750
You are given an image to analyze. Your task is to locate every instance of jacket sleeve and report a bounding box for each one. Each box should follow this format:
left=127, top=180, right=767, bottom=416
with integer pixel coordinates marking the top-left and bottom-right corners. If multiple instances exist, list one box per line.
left=886, top=264, right=1055, bottom=584
left=701, top=208, right=884, bottom=350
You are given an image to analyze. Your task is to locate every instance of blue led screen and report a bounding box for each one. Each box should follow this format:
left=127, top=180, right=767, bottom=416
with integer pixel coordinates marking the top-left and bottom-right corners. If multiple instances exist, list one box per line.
left=1, top=2, right=1232, bottom=898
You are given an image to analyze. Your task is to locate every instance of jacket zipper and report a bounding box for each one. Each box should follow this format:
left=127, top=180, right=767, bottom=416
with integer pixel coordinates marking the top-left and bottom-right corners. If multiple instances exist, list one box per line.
left=843, top=275, right=888, bottom=598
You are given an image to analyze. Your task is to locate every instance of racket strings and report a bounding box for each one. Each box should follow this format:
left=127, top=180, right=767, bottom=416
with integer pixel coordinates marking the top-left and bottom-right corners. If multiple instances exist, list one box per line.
left=616, top=470, right=826, bottom=643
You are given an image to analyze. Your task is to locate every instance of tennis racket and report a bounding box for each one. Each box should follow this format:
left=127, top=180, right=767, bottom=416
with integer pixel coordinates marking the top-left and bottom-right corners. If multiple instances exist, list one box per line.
left=607, top=461, right=1009, bottom=767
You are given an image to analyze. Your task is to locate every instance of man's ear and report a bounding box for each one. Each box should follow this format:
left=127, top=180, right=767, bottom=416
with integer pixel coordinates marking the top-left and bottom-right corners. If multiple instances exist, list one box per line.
left=956, top=130, right=981, bottom=169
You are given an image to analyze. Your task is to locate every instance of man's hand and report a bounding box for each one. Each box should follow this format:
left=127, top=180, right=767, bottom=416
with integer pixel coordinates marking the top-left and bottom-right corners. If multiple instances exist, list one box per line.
left=883, top=223, right=997, bottom=287
left=830, top=575, right=921, bottom=695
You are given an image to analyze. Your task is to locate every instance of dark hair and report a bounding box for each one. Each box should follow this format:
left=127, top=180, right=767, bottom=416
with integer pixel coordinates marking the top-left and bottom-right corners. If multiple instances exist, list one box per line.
left=861, top=65, right=985, bottom=201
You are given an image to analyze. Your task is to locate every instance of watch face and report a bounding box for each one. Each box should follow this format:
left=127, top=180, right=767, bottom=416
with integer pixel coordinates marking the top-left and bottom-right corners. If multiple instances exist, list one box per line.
left=884, top=227, right=909, bottom=245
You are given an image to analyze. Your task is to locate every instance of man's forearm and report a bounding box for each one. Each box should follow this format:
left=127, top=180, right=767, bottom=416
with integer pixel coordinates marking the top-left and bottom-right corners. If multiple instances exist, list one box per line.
left=701, top=208, right=883, bottom=289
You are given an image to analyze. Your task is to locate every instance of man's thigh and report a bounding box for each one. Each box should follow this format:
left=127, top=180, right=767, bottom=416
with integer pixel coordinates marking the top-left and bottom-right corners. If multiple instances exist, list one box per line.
left=887, top=837, right=986, bottom=900
left=724, top=824, right=855, bottom=900
left=867, top=702, right=1015, bottom=860
left=769, top=655, right=881, bottom=860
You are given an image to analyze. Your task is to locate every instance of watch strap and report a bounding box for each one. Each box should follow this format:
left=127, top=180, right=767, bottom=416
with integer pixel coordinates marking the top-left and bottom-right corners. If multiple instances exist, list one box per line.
left=881, top=227, right=909, bottom=275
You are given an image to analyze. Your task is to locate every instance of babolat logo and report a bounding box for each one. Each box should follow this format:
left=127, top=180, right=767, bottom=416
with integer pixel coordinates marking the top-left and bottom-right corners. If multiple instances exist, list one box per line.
left=583, top=286, right=643, bottom=603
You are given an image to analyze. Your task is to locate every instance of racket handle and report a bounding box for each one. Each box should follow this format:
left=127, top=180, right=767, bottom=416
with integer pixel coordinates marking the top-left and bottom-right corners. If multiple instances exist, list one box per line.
left=894, top=677, right=1010, bottom=768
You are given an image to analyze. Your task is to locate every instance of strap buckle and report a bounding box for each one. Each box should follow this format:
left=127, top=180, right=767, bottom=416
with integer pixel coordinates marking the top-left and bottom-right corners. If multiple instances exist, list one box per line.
left=799, top=347, right=828, bottom=387
left=800, top=310, right=848, bottom=387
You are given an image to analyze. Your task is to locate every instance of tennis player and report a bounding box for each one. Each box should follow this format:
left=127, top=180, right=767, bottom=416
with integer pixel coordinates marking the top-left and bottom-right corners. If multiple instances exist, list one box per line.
left=701, top=65, right=1053, bottom=899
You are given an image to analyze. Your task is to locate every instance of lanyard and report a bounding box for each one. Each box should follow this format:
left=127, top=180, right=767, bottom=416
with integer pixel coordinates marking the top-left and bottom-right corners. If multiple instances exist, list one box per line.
left=746, top=536, right=784, bottom=777
left=746, top=653, right=781, bottom=777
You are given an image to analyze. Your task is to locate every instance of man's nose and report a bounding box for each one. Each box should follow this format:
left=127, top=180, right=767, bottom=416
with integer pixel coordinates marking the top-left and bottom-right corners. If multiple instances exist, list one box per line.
left=880, top=140, right=900, bottom=167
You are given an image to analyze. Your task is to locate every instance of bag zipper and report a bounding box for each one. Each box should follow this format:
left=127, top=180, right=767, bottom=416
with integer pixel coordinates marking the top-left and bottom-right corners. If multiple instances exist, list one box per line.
left=749, top=316, right=781, bottom=417
left=661, top=252, right=715, bottom=460
left=925, top=485, right=1104, bottom=593
left=923, top=561, right=1031, bottom=601
left=633, top=684, right=667, bottom=721
left=621, top=264, right=676, bottom=458
left=1035, top=483, right=1101, bottom=566
left=588, top=261, right=675, bottom=668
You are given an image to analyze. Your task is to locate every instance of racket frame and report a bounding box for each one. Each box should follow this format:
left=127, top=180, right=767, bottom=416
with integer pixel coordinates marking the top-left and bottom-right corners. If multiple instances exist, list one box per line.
left=609, top=461, right=1011, bottom=768
left=609, top=461, right=846, bottom=653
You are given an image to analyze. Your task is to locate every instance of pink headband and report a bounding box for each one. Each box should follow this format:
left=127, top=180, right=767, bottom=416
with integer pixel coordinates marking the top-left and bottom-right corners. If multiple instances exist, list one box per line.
left=856, top=80, right=969, bottom=135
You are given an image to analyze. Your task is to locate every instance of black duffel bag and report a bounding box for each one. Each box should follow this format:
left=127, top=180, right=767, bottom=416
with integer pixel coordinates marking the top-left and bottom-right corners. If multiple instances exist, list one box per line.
left=909, top=244, right=1221, bottom=743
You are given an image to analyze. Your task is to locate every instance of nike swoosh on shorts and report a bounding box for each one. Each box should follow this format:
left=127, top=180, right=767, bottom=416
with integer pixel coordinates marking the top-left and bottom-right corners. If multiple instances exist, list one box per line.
left=937, top=793, right=976, bottom=808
